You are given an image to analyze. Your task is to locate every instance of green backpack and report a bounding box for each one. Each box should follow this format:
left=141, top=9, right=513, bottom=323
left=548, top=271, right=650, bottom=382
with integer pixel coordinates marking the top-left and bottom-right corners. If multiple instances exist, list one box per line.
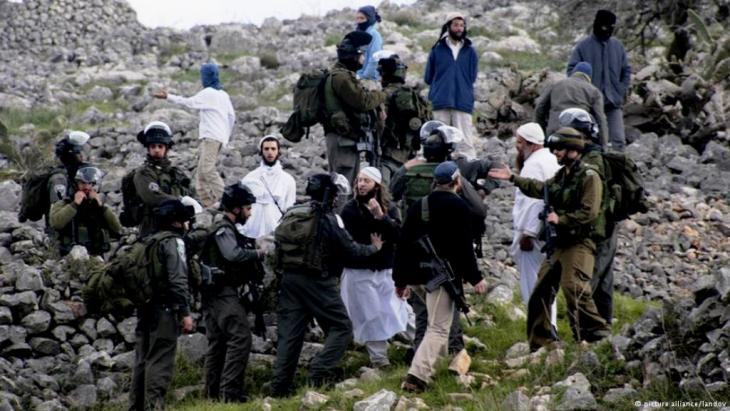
left=391, top=86, right=432, bottom=131
left=602, top=152, right=650, bottom=221
left=280, top=69, right=330, bottom=142
left=402, top=163, right=438, bottom=215
left=17, top=166, right=63, bottom=222
left=83, top=231, right=176, bottom=317
left=274, top=204, right=325, bottom=275
left=119, top=167, right=143, bottom=227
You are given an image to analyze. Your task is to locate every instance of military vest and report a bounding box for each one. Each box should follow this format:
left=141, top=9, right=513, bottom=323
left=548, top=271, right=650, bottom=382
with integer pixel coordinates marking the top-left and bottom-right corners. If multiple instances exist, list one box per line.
left=202, top=218, right=261, bottom=288
left=547, top=161, right=606, bottom=244
left=138, top=162, right=191, bottom=236
left=56, top=200, right=112, bottom=256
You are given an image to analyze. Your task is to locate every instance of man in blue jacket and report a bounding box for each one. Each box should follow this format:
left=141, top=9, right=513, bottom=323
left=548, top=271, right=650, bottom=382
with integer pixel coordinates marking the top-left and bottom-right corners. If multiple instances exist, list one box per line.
left=567, top=10, right=631, bottom=152
left=424, top=12, right=478, bottom=161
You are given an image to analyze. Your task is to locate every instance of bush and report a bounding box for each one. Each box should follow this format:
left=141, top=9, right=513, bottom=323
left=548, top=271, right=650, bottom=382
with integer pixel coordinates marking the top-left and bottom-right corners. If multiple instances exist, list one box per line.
left=259, top=52, right=280, bottom=70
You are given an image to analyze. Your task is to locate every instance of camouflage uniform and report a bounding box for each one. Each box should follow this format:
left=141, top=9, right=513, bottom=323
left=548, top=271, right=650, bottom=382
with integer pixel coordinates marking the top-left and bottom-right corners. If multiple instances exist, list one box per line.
left=323, top=62, right=386, bottom=186
left=49, top=198, right=122, bottom=256
left=133, top=157, right=191, bottom=238
left=512, top=159, right=610, bottom=350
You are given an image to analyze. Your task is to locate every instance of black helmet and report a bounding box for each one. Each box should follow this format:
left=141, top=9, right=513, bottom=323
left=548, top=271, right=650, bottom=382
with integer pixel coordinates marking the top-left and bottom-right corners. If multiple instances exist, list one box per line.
left=220, top=183, right=256, bottom=211
left=154, top=199, right=195, bottom=224
left=55, top=131, right=90, bottom=160
left=306, top=173, right=350, bottom=202
left=377, top=53, right=407, bottom=82
left=74, top=165, right=103, bottom=185
left=558, top=108, right=599, bottom=142
left=545, top=127, right=586, bottom=151
left=337, top=31, right=372, bottom=61
left=137, top=121, right=173, bottom=147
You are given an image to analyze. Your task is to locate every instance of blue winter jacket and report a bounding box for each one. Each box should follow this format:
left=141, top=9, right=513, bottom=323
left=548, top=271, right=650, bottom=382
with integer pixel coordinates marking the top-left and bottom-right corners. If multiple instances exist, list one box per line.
left=424, top=37, right=478, bottom=114
left=567, top=34, right=631, bottom=109
left=356, top=24, right=383, bottom=81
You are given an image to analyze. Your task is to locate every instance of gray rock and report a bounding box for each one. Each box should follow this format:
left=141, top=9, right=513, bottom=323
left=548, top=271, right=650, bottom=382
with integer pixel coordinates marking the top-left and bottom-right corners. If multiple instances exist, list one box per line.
left=0, top=181, right=20, bottom=212
left=602, top=387, right=638, bottom=403
left=30, top=337, right=60, bottom=356
left=111, top=351, right=135, bottom=371
left=300, top=390, right=329, bottom=409
left=0, top=211, right=21, bottom=233
left=0, top=307, right=13, bottom=325
left=51, top=325, right=75, bottom=342
left=15, top=264, right=44, bottom=291
left=177, top=333, right=207, bottom=365
left=44, top=301, right=76, bottom=324
left=505, top=342, right=530, bottom=359
left=67, top=384, right=97, bottom=409
left=96, top=318, right=116, bottom=338
left=353, top=389, right=398, bottom=411
left=0, top=291, right=39, bottom=316
left=96, top=377, right=118, bottom=399
left=117, top=317, right=137, bottom=344
left=502, top=390, right=530, bottom=411
left=299, top=342, right=324, bottom=365
left=486, top=284, right=514, bottom=305
left=80, top=319, right=98, bottom=340
left=21, top=310, right=52, bottom=334
left=36, top=399, right=67, bottom=411
left=73, top=360, right=95, bottom=385
left=0, top=326, right=8, bottom=345
left=86, top=351, right=114, bottom=369
left=9, top=325, right=27, bottom=344
left=556, top=386, right=597, bottom=410
left=70, top=333, right=90, bottom=348
left=34, top=373, right=60, bottom=391
left=87, top=86, right=113, bottom=101
left=93, top=338, right=114, bottom=354
left=68, top=245, right=89, bottom=261
left=3, top=342, right=32, bottom=357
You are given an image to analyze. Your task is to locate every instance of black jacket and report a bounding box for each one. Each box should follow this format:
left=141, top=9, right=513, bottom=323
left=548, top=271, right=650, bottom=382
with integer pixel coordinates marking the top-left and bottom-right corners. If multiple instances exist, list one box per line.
left=393, top=190, right=482, bottom=288
left=340, top=198, right=401, bottom=271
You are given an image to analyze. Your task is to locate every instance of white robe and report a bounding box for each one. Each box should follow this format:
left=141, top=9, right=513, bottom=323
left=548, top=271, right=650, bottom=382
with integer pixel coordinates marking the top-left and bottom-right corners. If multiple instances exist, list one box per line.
left=340, top=268, right=410, bottom=343
left=240, top=161, right=296, bottom=239
left=510, top=148, right=561, bottom=326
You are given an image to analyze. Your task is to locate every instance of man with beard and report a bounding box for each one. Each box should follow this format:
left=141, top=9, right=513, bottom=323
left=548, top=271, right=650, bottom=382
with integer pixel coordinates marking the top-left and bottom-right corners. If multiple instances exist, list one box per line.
left=133, top=121, right=193, bottom=238
left=567, top=10, right=631, bottom=151
left=240, top=135, right=296, bottom=239
left=200, top=183, right=264, bottom=402
left=489, top=128, right=610, bottom=350
left=424, top=12, right=479, bottom=161
left=509, top=123, right=560, bottom=330
left=154, top=62, right=235, bottom=208
left=324, top=31, right=387, bottom=186
left=339, top=167, right=410, bottom=369
left=129, top=199, right=195, bottom=411
left=49, top=165, right=122, bottom=257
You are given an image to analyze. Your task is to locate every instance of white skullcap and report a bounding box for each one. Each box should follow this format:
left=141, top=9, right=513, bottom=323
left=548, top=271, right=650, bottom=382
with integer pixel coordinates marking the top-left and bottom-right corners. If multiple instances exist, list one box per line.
left=68, top=131, right=90, bottom=147
left=446, top=11, right=466, bottom=24
left=258, top=134, right=280, bottom=150
left=359, top=167, right=382, bottom=185
left=516, top=122, right=545, bottom=145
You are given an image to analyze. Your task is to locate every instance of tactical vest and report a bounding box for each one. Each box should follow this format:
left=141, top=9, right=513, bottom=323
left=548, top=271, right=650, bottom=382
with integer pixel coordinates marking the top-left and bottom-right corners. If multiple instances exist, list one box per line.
left=548, top=161, right=606, bottom=245
left=202, top=219, right=261, bottom=288
left=56, top=200, right=112, bottom=256
left=138, top=163, right=191, bottom=236
left=324, top=65, right=375, bottom=140
left=382, top=84, right=430, bottom=163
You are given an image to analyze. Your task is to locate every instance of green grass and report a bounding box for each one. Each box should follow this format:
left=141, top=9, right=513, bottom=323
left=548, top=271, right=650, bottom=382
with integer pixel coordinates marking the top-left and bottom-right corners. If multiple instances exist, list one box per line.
left=480, top=49, right=566, bottom=72
left=89, top=290, right=700, bottom=411
left=324, top=33, right=341, bottom=47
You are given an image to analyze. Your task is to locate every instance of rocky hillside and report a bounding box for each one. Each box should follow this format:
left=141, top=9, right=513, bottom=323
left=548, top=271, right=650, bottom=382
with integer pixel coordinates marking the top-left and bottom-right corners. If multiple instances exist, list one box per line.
left=0, top=0, right=729, bottom=410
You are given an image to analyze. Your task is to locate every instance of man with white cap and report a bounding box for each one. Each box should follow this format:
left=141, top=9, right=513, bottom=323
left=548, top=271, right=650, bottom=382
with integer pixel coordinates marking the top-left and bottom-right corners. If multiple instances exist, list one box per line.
left=240, top=135, right=296, bottom=239
left=423, top=12, right=479, bottom=161
left=339, top=166, right=410, bottom=368
left=154, top=62, right=235, bottom=208
left=511, top=123, right=560, bottom=329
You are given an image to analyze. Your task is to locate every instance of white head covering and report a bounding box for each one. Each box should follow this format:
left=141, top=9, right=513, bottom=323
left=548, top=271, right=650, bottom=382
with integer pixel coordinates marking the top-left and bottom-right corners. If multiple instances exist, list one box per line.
left=68, top=131, right=90, bottom=147
left=258, top=134, right=280, bottom=151
left=446, top=11, right=466, bottom=24
left=516, top=122, right=545, bottom=145
left=359, top=167, right=382, bottom=185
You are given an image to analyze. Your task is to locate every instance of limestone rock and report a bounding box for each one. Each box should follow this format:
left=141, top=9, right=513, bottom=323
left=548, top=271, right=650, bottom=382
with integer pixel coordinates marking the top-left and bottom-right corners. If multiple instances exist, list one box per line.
left=354, top=389, right=398, bottom=411
left=300, top=391, right=329, bottom=409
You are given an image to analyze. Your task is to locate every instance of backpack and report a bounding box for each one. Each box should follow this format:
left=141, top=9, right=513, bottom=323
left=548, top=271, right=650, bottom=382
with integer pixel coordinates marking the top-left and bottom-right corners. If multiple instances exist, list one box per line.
left=602, top=152, right=650, bottom=221
left=402, top=163, right=438, bottom=216
left=274, top=204, right=325, bottom=275
left=280, top=69, right=330, bottom=143
left=83, top=231, right=176, bottom=317
left=391, top=86, right=431, bottom=129
left=18, top=166, right=63, bottom=222
left=119, top=167, right=144, bottom=228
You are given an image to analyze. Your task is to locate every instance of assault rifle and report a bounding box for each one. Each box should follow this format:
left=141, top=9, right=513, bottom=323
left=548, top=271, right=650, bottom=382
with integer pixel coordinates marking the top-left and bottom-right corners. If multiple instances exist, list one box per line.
left=417, top=235, right=472, bottom=326
left=357, top=112, right=380, bottom=167
left=539, top=184, right=558, bottom=257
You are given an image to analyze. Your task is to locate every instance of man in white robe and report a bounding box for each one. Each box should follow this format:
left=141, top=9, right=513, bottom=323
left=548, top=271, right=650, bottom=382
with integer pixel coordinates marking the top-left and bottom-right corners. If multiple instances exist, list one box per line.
left=510, top=123, right=561, bottom=329
left=240, top=135, right=296, bottom=239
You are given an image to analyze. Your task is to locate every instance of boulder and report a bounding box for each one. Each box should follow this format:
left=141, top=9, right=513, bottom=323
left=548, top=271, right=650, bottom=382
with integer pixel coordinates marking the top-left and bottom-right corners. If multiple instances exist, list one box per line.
left=353, top=389, right=398, bottom=411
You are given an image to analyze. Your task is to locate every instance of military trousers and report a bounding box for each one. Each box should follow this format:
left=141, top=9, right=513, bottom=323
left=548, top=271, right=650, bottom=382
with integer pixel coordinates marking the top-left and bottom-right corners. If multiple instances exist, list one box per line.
left=409, top=292, right=464, bottom=355
left=591, top=227, right=618, bottom=325
left=527, top=243, right=610, bottom=351
left=408, top=285, right=454, bottom=384
left=270, top=273, right=353, bottom=396
left=129, top=307, right=180, bottom=411
left=202, top=288, right=252, bottom=401
left=325, top=132, right=360, bottom=187
left=196, top=138, right=225, bottom=209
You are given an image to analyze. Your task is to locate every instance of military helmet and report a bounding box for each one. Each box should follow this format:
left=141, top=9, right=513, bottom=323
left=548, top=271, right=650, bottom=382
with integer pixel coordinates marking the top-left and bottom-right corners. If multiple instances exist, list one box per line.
left=545, top=127, right=586, bottom=151
left=220, top=182, right=257, bottom=211
left=306, top=173, right=350, bottom=202
left=137, top=121, right=173, bottom=147
left=55, top=131, right=90, bottom=159
left=337, top=31, right=372, bottom=61
left=74, top=165, right=103, bottom=185
left=154, top=199, right=196, bottom=224
left=375, top=51, right=407, bottom=81
left=558, top=108, right=599, bottom=142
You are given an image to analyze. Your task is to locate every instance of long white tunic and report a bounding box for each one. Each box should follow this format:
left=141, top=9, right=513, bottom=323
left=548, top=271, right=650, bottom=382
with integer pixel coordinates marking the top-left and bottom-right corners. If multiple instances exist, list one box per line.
left=340, top=267, right=410, bottom=343
left=240, top=161, right=296, bottom=239
left=510, top=148, right=561, bottom=309
left=167, top=88, right=235, bottom=147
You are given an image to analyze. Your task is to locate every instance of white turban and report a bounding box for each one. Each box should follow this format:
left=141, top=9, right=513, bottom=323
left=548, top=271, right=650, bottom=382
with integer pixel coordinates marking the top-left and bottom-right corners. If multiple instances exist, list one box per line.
left=359, top=167, right=382, bottom=185
left=516, top=122, right=545, bottom=145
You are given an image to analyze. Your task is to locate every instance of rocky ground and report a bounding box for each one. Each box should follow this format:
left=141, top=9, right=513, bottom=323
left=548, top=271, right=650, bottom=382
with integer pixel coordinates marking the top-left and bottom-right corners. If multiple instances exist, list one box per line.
left=0, top=0, right=729, bottom=410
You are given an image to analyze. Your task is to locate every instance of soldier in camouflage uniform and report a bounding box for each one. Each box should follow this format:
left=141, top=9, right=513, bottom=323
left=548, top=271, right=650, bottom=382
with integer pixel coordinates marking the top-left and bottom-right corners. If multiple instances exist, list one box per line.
left=489, top=128, right=611, bottom=350
left=133, top=121, right=193, bottom=238
left=324, top=31, right=387, bottom=186
left=49, top=165, right=121, bottom=257
left=129, top=199, right=195, bottom=411
left=200, top=183, right=264, bottom=402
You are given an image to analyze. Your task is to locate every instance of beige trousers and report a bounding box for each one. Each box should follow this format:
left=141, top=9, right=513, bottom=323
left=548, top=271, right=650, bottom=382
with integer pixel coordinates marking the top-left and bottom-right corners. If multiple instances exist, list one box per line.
left=432, top=109, right=478, bottom=160
left=196, top=138, right=225, bottom=208
left=407, top=285, right=455, bottom=384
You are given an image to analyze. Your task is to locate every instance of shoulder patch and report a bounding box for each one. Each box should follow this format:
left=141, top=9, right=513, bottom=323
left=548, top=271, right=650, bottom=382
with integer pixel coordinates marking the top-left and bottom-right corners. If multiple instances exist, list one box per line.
left=148, top=182, right=160, bottom=192
left=216, top=227, right=228, bottom=236
left=175, top=238, right=186, bottom=260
